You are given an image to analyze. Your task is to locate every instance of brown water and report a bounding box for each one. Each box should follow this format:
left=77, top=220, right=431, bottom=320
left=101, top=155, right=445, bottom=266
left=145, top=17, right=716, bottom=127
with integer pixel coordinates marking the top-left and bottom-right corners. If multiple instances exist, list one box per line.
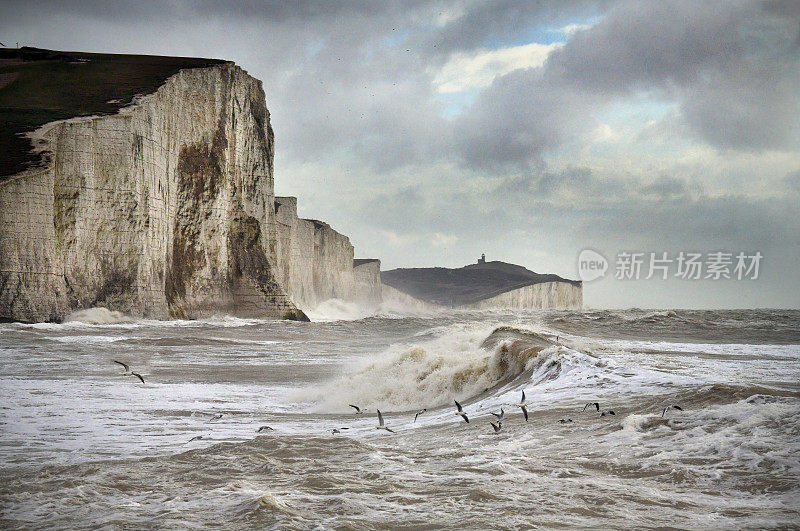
left=1, top=309, right=799, bottom=528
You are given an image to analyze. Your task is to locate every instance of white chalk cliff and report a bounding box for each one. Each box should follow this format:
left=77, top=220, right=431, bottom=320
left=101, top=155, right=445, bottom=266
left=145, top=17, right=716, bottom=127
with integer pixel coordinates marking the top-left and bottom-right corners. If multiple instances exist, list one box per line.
left=0, top=61, right=378, bottom=322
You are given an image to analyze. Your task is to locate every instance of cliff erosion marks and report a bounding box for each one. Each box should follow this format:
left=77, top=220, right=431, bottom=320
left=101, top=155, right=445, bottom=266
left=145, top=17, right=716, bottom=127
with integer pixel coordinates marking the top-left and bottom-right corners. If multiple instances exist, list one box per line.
left=166, top=105, right=227, bottom=307
left=0, top=47, right=225, bottom=178
left=0, top=49, right=383, bottom=322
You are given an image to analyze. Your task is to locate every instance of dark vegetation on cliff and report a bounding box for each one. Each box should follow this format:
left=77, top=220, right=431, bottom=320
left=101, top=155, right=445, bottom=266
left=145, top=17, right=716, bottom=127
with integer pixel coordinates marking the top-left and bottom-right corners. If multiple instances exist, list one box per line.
left=0, top=47, right=226, bottom=179
left=382, top=261, right=581, bottom=306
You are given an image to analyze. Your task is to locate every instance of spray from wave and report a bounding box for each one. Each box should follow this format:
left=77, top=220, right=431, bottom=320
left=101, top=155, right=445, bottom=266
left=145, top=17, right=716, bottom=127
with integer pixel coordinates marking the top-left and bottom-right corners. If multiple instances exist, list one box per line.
left=305, top=297, right=443, bottom=322
left=305, top=299, right=375, bottom=322
left=309, top=325, right=577, bottom=411
left=64, top=307, right=134, bottom=325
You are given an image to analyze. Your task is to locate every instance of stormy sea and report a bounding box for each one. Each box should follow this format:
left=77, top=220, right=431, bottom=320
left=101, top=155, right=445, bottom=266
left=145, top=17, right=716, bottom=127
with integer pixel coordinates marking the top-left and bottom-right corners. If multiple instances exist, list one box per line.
left=1, top=306, right=798, bottom=528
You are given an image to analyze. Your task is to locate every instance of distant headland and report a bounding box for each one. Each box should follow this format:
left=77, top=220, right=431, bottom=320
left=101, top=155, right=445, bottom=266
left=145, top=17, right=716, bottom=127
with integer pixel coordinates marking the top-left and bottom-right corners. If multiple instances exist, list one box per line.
left=382, top=254, right=582, bottom=310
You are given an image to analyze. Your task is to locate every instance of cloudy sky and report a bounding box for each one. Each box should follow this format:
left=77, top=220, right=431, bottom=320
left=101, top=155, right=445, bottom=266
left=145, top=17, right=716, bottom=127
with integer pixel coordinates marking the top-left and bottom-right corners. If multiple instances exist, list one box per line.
left=3, top=0, right=799, bottom=308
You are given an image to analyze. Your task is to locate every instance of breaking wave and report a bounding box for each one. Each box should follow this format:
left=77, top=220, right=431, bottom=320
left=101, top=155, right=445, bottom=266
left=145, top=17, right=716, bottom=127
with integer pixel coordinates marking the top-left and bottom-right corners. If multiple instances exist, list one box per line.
left=311, top=325, right=590, bottom=411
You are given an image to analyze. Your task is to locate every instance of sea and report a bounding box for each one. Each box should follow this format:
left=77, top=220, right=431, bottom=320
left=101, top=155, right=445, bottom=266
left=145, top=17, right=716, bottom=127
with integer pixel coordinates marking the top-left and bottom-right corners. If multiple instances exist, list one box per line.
left=1, top=304, right=798, bottom=529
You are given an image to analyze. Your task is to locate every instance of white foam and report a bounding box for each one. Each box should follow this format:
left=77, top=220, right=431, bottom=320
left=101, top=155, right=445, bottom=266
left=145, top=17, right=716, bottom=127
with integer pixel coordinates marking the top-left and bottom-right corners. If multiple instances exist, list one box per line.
left=305, top=299, right=376, bottom=321
left=65, top=307, right=134, bottom=325
left=305, top=322, right=618, bottom=413
left=48, top=335, right=128, bottom=344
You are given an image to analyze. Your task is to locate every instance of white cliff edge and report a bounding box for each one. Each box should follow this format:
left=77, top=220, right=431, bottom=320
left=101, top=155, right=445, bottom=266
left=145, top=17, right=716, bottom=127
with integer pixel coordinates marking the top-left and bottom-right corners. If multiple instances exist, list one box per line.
left=0, top=62, right=378, bottom=322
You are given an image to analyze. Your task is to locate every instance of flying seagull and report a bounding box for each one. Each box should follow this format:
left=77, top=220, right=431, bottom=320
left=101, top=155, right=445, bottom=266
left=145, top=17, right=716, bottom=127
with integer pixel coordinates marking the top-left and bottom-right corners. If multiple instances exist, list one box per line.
left=559, top=418, right=573, bottom=423
left=584, top=402, right=600, bottom=412
left=207, top=413, right=223, bottom=422
left=516, top=390, right=527, bottom=406
left=661, top=405, right=683, bottom=417
left=454, top=400, right=469, bottom=423
left=186, top=435, right=204, bottom=443
left=414, top=408, right=427, bottom=422
left=491, top=408, right=505, bottom=420
left=515, top=391, right=529, bottom=422
left=256, top=425, right=274, bottom=432
left=112, top=360, right=145, bottom=383
left=600, top=410, right=615, bottom=417
left=376, top=410, right=394, bottom=433
left=491, top=421, right=502, bottom=433
left=349, top=404, right=366, bottom=414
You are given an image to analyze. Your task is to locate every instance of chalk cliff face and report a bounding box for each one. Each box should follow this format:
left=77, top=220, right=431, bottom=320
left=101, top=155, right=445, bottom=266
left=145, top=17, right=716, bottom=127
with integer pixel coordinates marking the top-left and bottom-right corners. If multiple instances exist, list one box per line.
left=381, top=281, right=582, bottom=311
left=0, top=62, right=376, bottom=322
left=274, top=197, right=380, bottom=309
left=353, top=259, right=382, bottom=306
left=381, top=260, right=582, bottom=311
left=461, top=282, right=582, bottom=310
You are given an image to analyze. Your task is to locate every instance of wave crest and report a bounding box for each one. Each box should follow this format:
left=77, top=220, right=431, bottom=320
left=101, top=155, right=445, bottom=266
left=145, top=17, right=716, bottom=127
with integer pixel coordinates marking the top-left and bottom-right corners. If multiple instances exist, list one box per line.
left=312, top=326, right=561, bottom=411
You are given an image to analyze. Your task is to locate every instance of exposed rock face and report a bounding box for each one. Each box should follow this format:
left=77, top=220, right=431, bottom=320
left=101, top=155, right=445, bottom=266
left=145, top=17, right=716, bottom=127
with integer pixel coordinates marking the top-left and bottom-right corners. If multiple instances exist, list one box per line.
left=381, top=260, right=582, bottom=310
left=0, top=63, right=320, bottom=322
left=274, top=196, right=379, bottom=310
left=353, top=259, right=382, bottom=306
left=381, top=281, right=581, bottom=311
left=461, top=282, right=582, bottom=310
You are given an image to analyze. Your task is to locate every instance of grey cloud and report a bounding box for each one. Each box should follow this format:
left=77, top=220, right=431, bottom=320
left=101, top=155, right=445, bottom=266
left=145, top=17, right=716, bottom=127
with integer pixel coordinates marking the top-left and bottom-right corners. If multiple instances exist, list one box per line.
left=455, top=0, right=800, bottom=168
left=426, top=1, right=606, bottom=56
left=785, top=169, right=800, bottom=194
left=639, top=176, right=689, bottom=199
left=1, top=1, right=798, bottom=307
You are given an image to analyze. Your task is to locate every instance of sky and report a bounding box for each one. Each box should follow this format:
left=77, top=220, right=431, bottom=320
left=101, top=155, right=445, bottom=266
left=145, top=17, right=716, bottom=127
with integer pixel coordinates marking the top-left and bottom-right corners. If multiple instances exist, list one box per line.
left=2, top=0, right=799, bottom=308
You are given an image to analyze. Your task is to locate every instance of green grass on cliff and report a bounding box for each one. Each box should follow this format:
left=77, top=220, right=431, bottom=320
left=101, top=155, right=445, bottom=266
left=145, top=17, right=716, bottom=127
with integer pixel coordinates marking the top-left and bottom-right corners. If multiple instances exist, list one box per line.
left=0, top=47, right=226, bottom=179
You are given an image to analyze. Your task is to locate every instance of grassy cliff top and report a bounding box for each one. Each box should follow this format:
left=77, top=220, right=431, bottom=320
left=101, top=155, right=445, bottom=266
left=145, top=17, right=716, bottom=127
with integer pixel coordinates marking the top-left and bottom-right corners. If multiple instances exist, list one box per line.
left=382, top=260, right=581, bottom=306
left=0, top=47, right=227, bottom=179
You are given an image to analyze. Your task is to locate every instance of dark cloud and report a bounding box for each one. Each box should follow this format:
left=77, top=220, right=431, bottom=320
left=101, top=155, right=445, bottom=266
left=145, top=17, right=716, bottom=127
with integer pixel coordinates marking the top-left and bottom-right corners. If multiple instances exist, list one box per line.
left=1, top=0, right=798, bottom=307
left=422, top=0, right=606, bottom=55
left=455, top=0, right=800, bottom=167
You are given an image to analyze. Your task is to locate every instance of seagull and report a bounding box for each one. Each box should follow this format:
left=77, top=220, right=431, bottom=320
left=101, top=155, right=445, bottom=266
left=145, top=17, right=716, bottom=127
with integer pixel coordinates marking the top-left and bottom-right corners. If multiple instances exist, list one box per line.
left=349, top=404, right=366, bottom=414
left=256, top=425, right=274, bottom=432
left=376, top=410, right=394, bottom=433
left=186, top=435, right=204, bottom=443
left=207, top=413, right=223, bottom=422
left=516, top=390, right=527, bottom=406
left=112, top=360, right=145, bottom=383
left=414, top=408, right=427, bottom=422
left=454, top=400, right=469, bottom=423
left=490, top=408, right=505, bottom=420
left=491, top=421, right=502, bottom=433
left=332, top=428, right=341, bottom=434
left=661, top=405, right=683, bottom=417
left=515, top=391, right=528, bottom=422
left=600, top=410, right=615, bottom=417
left=559, top=418, right=573, bottom=423
left=584, top=402, right=600, bottom=412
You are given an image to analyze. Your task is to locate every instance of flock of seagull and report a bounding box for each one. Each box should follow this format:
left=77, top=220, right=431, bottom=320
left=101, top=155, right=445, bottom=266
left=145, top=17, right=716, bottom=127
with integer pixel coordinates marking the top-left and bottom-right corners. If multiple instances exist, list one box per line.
left=110, top=360, right=684, bottom=442
left=348, top=390, right=684, bottom=435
